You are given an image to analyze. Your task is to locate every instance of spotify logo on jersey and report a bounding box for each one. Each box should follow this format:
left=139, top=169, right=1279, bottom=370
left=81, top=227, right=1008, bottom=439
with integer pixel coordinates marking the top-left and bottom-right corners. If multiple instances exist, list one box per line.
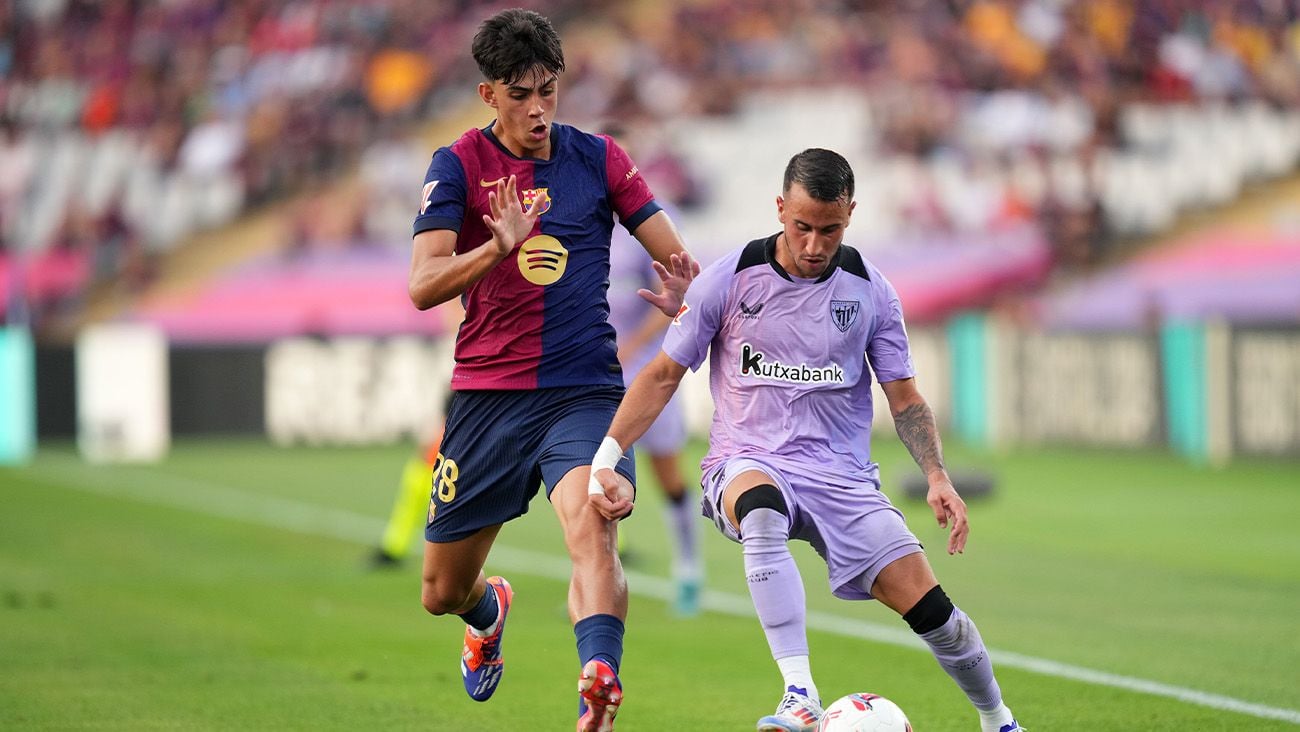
left=517, top=235, right=568, bottom=286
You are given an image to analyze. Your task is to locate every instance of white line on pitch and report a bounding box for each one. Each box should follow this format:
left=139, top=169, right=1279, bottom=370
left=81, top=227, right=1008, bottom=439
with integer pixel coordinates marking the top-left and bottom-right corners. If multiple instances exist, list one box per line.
left=18, top=457, right=1300, bottom=725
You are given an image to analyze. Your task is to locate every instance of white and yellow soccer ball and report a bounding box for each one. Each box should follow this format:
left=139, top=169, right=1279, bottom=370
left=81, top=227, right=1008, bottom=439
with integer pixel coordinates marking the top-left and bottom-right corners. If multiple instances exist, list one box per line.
left=817, top=692, right=912, bottom=732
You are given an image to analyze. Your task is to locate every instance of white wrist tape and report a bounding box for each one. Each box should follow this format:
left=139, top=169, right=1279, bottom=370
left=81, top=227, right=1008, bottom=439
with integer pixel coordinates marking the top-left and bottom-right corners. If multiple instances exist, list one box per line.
left=588, top=436, right=624, bottom=496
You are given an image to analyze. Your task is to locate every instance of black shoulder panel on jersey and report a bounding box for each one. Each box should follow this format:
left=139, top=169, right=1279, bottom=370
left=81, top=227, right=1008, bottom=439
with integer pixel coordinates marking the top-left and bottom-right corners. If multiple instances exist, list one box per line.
left=736, top=236, right=777, bottom=273
left=836, top=245, right=871, bottom=281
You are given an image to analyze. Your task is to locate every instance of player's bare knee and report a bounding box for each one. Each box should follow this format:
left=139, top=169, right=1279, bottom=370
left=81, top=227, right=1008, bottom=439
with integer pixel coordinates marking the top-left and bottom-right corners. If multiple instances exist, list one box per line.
left=421, top=580, right=473, bottom=616
left=565, top=520, right=618, bottom=565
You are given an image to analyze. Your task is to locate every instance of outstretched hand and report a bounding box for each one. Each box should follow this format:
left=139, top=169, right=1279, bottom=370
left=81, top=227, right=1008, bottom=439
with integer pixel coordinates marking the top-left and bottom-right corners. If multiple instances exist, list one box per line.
left=482, top=175, right=545, bottom=257
left=638, top=251, right=701, bottom=317
left=926, top=476, right=969, bottom=555
left=588, top=467, right=634, bottom=520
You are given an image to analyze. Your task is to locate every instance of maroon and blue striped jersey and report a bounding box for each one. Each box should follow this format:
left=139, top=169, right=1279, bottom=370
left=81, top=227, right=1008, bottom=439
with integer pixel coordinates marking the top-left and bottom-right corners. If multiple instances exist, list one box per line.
left=414, top=122, right=662, bottom=390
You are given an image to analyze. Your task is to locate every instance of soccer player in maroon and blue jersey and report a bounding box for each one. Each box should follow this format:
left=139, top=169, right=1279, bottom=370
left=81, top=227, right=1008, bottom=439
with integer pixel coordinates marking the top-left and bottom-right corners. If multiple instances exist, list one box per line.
left=408, top=10, right=696, bottom=731
left=591, top=149, right=1023, bottom=732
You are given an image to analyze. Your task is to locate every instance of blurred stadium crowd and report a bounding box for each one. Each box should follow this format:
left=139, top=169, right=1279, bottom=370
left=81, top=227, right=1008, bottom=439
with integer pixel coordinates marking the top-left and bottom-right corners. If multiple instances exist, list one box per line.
left=2, top=0, right=1300, bottom=332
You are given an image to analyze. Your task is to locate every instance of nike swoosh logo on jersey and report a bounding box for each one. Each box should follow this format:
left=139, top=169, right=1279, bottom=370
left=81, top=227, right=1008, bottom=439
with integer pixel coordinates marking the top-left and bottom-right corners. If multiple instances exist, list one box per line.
left=480, top=177, right=504, bottom=187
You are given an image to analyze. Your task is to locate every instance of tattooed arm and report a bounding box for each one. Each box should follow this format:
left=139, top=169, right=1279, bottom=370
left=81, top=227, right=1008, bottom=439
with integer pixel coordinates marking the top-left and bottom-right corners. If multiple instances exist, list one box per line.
left=880, top=377, right=969, bottom=554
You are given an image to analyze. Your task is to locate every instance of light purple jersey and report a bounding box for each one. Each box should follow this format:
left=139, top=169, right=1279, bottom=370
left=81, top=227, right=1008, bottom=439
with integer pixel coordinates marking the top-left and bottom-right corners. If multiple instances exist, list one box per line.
left=663, top=234, right=915, bottom=483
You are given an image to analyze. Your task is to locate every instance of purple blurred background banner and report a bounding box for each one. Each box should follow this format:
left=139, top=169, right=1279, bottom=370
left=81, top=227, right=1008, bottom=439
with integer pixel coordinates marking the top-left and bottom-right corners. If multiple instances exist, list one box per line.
left=128, top=247, right=450, bottom=343
left=1040, top=230, right=1300, bottom=331
left=874, top=225, right=1053, bottom=324
left=123, top=225, right=1053, bottom=343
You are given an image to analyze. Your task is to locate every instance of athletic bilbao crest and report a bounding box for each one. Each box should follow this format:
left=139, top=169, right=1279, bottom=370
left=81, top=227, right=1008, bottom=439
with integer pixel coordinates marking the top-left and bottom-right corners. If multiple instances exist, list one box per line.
left=522, top=187, right=551, bottom=214
left=830, top=300, right=860, bottom=332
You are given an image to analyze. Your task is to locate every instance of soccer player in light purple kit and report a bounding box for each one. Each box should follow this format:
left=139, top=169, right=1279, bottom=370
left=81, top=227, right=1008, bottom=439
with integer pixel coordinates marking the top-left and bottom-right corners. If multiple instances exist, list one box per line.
left=607, top=219, right=702, bottom=615
left=590, top=149, right=1024, bottom=732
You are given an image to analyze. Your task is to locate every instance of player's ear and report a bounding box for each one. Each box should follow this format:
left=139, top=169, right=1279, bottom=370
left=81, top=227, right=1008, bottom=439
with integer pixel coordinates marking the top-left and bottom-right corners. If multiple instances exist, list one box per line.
left=478, top=82, right=497, bottom=109
left=776, top=195, right=786, bottom=222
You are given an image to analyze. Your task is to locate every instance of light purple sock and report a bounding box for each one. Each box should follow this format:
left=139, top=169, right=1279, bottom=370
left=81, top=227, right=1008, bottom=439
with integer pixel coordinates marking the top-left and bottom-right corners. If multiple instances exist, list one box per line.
left=665, top=494, right=700, bottom=577
left=920, top=606, right=1003, bottom=711
left=740, top=508, right=807, bottom=658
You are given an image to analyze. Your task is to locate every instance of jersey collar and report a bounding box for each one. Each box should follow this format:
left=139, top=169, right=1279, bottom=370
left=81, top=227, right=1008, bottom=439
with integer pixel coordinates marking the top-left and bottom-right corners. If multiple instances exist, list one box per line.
left=482, top=120, right=560, bottom=162
left=764, top=234, right=843, bottom=284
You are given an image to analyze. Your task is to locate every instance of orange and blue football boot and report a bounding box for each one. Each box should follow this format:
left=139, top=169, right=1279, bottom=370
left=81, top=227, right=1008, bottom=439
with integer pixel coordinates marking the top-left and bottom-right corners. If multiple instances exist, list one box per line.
left=575, top=658, right=622, bottom=732
left=460, top=576, right=513, bottom=702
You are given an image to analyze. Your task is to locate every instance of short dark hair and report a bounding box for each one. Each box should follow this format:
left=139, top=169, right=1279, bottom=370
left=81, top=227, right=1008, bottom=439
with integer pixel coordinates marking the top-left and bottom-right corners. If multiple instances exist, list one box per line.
left=471, top=8, right=566, bottom=85
left=783, top=148, right=854, bottom=203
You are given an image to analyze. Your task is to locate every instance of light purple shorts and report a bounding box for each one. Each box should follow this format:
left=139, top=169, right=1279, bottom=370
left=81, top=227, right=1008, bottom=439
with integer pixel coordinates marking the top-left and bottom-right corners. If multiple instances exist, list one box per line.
left=701, top=455, right=922, bottom=601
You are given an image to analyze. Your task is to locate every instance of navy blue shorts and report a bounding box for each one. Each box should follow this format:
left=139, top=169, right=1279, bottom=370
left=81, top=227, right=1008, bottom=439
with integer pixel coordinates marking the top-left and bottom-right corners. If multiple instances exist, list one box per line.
left=425, top=385, right=636, bottom=543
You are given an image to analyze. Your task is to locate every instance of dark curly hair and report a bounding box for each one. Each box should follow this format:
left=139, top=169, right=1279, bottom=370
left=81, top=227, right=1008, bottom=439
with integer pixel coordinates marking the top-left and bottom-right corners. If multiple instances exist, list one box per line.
left=471, top=8, right=566, bottom=85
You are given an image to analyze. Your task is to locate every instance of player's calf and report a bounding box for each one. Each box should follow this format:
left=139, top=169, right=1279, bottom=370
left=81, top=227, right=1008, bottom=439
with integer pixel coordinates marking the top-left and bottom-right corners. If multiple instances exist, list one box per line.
left=904, top=585, right=1021, bottom=732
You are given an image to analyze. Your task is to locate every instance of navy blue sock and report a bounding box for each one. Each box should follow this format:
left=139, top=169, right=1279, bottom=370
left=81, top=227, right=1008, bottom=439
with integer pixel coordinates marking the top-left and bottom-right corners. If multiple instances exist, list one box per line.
left=574, top=613, right=624, bottom=675
left=457, top=584, right=499, bottom=632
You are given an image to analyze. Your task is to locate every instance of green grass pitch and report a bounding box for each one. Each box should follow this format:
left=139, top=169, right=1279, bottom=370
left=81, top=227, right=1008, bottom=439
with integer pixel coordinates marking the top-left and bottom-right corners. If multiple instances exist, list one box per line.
left=2, top=437, right=1298, bottom=730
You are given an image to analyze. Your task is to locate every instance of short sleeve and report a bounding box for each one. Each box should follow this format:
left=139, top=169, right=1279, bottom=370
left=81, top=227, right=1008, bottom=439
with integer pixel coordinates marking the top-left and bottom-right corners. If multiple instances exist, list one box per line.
left=866, top=270, right=916, bottom=383
left=413, top=148, right=468, bottom=237
left=661, top=258, right=732, bottom=371
left=602, top=136, right=661, bottom=232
